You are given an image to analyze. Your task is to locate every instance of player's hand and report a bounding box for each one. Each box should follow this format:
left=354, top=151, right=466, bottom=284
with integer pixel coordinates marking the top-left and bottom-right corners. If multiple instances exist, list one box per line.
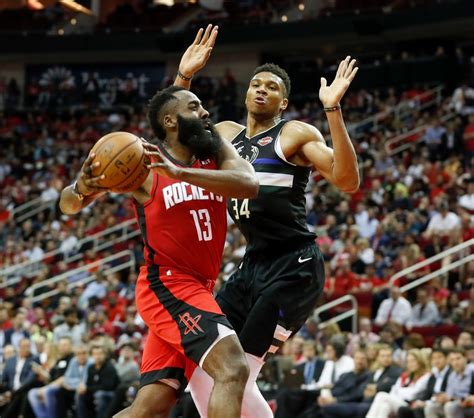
left=76, top=152, right=108, bottom=196
left=319, top=56, right=358, bottom=107
left=178, top=24, right=218, bottom=79
left=143, top=143, right=182, bottom=180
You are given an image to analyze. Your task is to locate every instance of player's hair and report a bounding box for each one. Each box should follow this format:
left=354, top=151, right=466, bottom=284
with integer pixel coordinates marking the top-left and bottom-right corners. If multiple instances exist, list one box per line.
left=147, top=86, right=186, bottom=141
left=253, top=63, right=291, bottom=98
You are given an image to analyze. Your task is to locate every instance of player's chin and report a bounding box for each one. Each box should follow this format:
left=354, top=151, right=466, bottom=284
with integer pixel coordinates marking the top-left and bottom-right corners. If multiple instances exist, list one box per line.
left=247, top=104, right=273, bottom=117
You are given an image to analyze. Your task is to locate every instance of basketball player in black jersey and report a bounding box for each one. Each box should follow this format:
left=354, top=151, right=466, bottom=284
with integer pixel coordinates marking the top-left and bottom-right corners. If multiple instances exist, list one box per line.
left=174, top=25, right=360, bottom=417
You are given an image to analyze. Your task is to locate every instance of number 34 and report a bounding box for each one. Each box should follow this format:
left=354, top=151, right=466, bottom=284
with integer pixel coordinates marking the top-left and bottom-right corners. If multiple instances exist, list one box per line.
left=231, top=198, right=250, bottom=220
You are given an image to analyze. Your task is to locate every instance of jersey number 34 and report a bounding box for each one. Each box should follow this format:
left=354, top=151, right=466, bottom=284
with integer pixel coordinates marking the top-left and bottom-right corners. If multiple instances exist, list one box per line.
left=231, top=198, right=250, bottom=220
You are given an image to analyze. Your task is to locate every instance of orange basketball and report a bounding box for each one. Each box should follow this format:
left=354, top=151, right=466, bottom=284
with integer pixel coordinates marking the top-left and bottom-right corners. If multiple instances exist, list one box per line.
left=89, top=132, right=150, bottom=193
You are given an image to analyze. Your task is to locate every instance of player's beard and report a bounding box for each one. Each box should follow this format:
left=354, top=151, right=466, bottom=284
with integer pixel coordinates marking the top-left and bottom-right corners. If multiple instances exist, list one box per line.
left=177, top=115, right=223, bottom=160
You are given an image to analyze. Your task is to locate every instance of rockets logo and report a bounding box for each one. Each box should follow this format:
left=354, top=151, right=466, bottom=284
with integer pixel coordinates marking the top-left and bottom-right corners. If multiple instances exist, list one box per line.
left=179, top=312, right=204, bottom=335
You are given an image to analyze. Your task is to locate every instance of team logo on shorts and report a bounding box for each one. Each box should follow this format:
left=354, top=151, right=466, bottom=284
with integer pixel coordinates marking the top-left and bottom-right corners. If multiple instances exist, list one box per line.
left=258, top=136, right=273, bottom=146
left=179, top=312, right=204, bottom=335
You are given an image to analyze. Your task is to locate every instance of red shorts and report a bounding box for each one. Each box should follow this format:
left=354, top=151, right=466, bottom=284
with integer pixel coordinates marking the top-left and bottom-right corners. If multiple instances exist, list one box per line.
left=135, top=264, right=232, bottom=393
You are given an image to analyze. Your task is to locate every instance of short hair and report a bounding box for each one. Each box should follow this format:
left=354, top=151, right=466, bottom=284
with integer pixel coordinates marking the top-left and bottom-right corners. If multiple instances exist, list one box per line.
left=449, top=347, right=466, bottom=356
left=147, top=86, right=186, bottom=141
left=63, top=308, right=77, bottom=317
left=90, top=344, right=106, bottom=354
left=329, top=336, right=346, bottom=359
left=431, top=347, right=448, bottom=357
left=253, top=63, right=291, bottom=98
left=378, top=344, right=393, bottom=354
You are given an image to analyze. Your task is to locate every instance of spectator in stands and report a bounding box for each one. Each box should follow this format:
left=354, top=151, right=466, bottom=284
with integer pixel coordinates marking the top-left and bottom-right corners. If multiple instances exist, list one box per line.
left=424, top=348, right=473, bottom=418
left=27, top=336, right=73, bottom=418
left=347, top=318, right=380, bottom=356
left=457, top=332, right=473, bottom=349
left=463, top=114, right=474, bottom=158
left=57, top=343, right=90, bottom=417
left=423, top=200, right=461, bottom=241
left=398, top=347, right=451, bottom=418
left=314, top=337, right=355, bottom=391
left=78, top=272, right=108, bottom=310
left=76, top=344, right=119, bottom=418
left=0, top=338, right=40, bottom=418
left=317, top=350, right=372, bottom=418
left=273, top=341, right=325, bottom=418
left=424, top=118, right=446, bottom=162
left=408, top=288, right=441, bottom=328
left=104, top=342, right=141, bottom=417
left=319, top=344, right=402, bottom=418
left=4, top=311, right=30, bottom=348
left=375, top=286, right=413, bottom=327
left=52, top=308, right=85, bottom=346
left=366, top=349, right=431, bottom=418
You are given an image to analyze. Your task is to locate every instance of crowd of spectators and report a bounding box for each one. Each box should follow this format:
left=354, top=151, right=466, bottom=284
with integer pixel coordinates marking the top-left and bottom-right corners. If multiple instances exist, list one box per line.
left=0, top=69, right=473, bottom=417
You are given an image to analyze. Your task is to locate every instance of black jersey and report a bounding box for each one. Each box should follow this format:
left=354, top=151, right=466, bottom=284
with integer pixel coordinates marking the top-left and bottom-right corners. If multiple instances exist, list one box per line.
left=228, top=120, right=315, bottom=253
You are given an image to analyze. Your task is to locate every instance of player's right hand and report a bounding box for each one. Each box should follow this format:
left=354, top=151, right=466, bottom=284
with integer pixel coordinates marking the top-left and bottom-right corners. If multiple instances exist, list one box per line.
left=76, top=152, right=107, bottom=195
left=178, top=24, right=218, bottom=79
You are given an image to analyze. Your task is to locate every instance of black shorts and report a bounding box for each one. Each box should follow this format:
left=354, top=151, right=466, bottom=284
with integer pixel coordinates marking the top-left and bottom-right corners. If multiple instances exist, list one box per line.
left=216, top=242, right=325, bottom=357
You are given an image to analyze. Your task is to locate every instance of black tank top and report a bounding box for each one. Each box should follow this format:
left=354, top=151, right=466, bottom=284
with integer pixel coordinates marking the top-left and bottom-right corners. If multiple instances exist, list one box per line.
left=228, top=120, right=315, bottom=254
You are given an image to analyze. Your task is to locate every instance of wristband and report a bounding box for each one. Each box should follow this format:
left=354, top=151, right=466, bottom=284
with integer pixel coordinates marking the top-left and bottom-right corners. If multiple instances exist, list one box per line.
left=177, top=70, right=193, bottom=81
left=323, top=105, right=341, bottom=112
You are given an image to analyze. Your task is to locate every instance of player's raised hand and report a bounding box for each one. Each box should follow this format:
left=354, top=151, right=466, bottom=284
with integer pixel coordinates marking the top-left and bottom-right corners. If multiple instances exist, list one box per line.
left=178, top=24, right=218, bottom=79
left=76, top=153, right=107, bottom=195
left=144, top=145, right=181, bottom=180
left=319, top=56, right=358, bottom=108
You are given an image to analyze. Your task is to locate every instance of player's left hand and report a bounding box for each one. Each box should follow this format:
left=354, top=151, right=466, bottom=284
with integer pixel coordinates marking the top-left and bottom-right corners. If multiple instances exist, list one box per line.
left=178, top=24, right=219, bottom=79
left=319, top=56, right=358, bottom=107
left=143, top=142, right=181, bottom=179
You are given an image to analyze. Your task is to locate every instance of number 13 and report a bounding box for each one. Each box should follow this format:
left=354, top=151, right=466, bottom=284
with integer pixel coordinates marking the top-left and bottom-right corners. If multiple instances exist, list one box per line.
left=190, top=209, right=212, bottom=241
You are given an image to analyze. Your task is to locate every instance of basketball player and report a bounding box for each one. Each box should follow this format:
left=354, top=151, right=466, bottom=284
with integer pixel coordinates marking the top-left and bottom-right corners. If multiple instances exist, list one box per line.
left=174, top=25, right=360, bottom=417
left=59, top=86, right=260, bottom=418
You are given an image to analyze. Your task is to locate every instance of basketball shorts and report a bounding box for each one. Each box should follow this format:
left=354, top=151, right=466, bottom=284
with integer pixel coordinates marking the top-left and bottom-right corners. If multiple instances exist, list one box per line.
left=136, top=264, right=234, bottom=394
left=216, top=242, right=325, bottom=358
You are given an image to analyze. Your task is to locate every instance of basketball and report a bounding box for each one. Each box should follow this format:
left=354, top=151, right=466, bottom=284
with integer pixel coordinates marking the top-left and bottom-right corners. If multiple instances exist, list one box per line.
left=89, top=131, right=150, bottom=193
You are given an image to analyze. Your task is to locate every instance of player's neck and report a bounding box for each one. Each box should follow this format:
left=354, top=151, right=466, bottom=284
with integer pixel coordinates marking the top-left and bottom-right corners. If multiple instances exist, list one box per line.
left=162, top=139, right=195, bottom=166
left=246, top=114, right=281, bottom=138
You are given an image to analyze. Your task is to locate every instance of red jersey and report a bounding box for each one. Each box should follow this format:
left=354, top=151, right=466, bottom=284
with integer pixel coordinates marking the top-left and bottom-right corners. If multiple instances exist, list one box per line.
left=134, top=158, right=227, bottom=287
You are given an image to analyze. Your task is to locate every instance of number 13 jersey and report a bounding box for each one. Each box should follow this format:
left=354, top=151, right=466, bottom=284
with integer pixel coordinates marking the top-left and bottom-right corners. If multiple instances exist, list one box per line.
left=229, top=120, right=315, bottom=253
left=134, top=150, right=227, bottom=287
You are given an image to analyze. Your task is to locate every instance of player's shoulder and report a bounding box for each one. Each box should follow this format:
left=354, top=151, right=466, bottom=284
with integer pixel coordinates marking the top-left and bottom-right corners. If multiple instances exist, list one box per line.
left=282, top=120, right=325, bottom=145
left=215, top=120, right=245, bottom=142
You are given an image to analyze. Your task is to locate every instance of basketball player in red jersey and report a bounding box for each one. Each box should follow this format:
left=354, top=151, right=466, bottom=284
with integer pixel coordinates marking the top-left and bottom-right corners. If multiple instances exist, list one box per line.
left=59, top=86, right=259, bottom=418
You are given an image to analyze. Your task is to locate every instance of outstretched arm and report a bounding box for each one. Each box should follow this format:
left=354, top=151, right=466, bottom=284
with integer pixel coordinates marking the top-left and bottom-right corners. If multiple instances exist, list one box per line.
left=295, top=57, right=360, bottom=193
left=174, top=24, right=219, bottom=90
left=59, top=153, right=108, bottom=215
left=144, top=141, right=259, bottom=199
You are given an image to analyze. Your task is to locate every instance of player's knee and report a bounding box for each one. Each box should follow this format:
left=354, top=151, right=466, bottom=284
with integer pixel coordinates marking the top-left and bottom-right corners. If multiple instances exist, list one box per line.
left=216, top=356, right=249, bottom=387
left=130, top=397, right=173, bottom=418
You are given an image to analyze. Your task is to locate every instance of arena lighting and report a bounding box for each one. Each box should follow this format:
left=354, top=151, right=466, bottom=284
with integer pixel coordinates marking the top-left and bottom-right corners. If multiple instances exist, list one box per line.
left=281, top=15, right=288, bottom=22
left=58, top=0, right=93, bottom=15
left=28, top=0, right=45, bottom=10
left=298, top=3, right=305, bottom=11
left=154, top=0, right=175, bottom=6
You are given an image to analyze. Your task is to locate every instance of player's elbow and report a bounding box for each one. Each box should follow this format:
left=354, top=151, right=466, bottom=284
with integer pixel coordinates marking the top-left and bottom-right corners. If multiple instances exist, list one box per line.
left=241, top=175, right=259, bottom=198
left=337, top=176, right=360, bottom=194
left=59, top=190, right=80, bottom=216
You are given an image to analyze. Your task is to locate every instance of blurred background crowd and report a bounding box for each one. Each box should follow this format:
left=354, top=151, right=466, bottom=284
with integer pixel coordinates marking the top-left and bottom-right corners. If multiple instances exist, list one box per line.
left=0, top=0, right=473, bottom=417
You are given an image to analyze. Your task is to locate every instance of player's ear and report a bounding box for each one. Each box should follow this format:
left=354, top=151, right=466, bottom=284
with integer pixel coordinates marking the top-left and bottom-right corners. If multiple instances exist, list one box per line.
left=163, top=114, right=177, bottom=129
left=280, top=98, right=288, bottom=112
